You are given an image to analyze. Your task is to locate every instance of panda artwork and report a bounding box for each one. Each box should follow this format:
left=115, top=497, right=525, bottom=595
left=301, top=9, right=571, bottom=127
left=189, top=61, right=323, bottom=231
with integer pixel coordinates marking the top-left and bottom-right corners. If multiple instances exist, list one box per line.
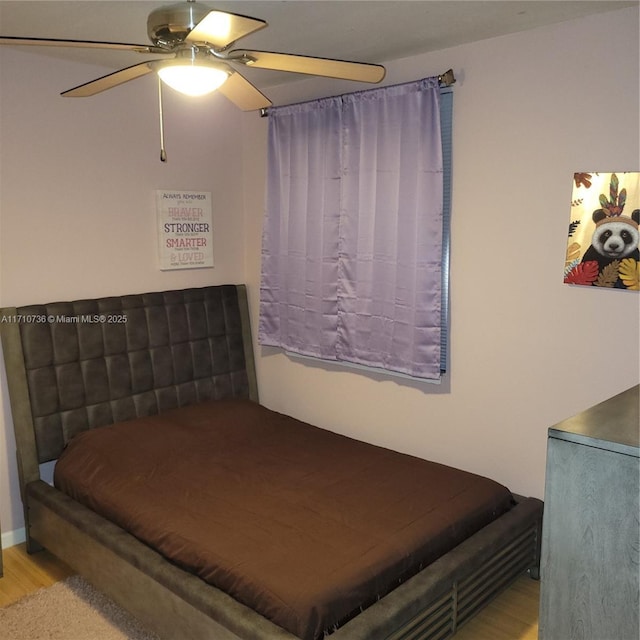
left=565, top=172, right=640, bottom=289
left=580, top=208, right=640, bottom=278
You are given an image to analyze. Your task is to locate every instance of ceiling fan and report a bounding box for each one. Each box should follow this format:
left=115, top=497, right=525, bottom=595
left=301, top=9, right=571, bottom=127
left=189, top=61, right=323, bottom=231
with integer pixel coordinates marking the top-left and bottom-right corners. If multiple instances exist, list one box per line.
left=0, top=0, right=387, bottom=111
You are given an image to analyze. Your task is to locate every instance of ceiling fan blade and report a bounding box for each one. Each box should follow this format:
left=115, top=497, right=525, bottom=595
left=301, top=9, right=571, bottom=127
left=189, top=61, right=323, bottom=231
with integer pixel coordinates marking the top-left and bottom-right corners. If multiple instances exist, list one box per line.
left=61, top=61, right=157, bottom=97
left=0, top=35, right=163, bottom=54
left=186, top=10, right=267, bottom=49
left=217, top=71, right=272, bottom=111
left=229, top=50, right=386, bottom=84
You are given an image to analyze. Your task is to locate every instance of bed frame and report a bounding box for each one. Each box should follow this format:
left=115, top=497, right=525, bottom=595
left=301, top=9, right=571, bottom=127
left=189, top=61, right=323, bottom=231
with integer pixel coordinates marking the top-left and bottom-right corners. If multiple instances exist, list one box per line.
left=1, top=284, right=543, bottom=640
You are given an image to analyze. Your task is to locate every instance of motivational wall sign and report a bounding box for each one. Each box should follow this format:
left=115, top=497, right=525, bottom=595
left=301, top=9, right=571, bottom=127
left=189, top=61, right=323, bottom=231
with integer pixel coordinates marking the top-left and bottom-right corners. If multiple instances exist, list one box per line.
left=156, top=190, right=213, bottom=270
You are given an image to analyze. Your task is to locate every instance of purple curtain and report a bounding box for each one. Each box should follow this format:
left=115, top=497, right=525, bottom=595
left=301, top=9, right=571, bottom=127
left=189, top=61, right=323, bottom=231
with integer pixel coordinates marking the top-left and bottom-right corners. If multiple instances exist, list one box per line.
left=259, top=78, right=443, bottom=380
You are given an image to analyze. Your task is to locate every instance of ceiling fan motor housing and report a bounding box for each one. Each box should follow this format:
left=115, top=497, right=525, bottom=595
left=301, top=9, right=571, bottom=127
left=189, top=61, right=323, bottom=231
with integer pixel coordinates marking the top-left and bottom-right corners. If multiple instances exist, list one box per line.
left=147, top=1, right=211, bottom=49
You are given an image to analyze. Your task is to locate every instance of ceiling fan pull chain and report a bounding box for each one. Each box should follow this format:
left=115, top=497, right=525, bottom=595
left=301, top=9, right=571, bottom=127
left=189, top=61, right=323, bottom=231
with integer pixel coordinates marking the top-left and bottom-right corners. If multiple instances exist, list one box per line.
left=158, top=76, right=167, bottom=162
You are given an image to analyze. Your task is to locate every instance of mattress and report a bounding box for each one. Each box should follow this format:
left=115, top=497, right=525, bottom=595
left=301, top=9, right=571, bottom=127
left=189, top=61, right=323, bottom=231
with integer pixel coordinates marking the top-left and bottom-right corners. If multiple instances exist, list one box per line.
left=54, top=399, right=514, bottom=640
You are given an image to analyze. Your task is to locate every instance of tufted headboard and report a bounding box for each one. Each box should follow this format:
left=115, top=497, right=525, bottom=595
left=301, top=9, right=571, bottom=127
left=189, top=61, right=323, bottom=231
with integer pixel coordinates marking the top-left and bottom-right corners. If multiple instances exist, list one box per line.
left=0, top=285, right=258, bottom=481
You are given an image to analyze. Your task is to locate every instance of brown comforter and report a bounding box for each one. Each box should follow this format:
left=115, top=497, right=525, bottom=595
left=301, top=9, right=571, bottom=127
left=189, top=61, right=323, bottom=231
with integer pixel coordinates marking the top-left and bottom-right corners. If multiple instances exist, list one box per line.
left=54, top=399, right=513, bottom=640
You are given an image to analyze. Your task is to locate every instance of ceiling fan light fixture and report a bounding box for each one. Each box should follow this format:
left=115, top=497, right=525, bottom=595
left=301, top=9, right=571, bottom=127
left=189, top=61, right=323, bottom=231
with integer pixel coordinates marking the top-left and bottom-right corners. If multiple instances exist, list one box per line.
left=156, top=54, right=229, bottom=97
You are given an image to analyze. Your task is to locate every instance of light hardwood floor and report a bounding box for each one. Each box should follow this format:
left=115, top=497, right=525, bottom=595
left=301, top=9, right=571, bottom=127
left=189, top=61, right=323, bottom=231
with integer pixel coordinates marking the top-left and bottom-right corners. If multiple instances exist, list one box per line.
left=0, top=544, right=74, bottom=608
left=0, top=543, right=540, bottom=639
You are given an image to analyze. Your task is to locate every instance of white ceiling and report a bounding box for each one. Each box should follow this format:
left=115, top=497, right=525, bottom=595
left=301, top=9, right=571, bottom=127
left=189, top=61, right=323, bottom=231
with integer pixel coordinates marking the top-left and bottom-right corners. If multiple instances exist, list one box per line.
left=0, top=0, right=637, bottom=89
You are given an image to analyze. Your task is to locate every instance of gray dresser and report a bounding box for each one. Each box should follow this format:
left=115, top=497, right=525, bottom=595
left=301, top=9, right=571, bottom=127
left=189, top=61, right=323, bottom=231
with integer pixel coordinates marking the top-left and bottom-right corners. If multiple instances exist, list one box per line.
left=539, top=385, right=639, bottom=640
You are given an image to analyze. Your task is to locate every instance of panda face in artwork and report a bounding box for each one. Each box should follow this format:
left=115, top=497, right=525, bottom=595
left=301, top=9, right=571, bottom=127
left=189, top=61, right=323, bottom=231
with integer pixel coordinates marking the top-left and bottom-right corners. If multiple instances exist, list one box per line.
left=592, top=220, right=639, bottom=258
left=590, top=209, right=640, bottom=260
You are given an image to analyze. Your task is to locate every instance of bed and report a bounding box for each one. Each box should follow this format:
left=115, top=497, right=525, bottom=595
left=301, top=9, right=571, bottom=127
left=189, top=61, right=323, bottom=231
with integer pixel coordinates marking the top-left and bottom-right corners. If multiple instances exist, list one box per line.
left=0, top=284, right=543, bottom=640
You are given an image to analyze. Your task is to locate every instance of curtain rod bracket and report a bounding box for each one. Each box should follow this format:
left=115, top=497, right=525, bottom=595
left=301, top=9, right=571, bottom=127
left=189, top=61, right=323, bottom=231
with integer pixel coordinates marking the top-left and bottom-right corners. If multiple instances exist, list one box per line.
left=438, top=69, right=456, bottom=87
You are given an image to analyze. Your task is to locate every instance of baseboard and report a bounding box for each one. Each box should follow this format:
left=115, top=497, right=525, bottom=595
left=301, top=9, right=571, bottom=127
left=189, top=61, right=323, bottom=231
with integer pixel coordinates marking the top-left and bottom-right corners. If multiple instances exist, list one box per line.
left=1, top=526, right=26, bottom=549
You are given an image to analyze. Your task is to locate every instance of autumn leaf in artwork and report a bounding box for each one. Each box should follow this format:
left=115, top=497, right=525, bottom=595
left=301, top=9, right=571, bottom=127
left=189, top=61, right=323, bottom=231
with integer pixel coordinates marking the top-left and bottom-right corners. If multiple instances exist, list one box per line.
left=564, top=261, right=599, bottom=285
left=574, top=173, right=592, bottom=189
left=619, top=259, right=640, bottom=290
left=595, top=261, right=620, bottom=287
left=565, top=242, right=581, bottom=267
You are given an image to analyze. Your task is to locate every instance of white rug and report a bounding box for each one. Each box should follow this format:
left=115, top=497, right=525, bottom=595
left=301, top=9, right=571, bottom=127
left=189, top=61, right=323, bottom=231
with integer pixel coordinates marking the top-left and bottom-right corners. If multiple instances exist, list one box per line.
left=0, top=575, right=160, bottom=640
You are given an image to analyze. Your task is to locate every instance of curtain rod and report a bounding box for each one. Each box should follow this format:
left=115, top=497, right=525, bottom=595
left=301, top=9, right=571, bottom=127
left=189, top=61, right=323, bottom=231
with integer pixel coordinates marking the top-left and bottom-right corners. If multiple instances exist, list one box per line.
left=259, top=68, right=456, bottom=117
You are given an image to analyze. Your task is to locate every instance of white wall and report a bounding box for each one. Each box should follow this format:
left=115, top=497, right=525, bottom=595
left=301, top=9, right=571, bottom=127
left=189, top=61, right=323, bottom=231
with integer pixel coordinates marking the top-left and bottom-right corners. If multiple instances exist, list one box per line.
left=0, top=6, right=638, bottom=545
left=0, top=48, right=247, bottom=542
left=242, top=7, right=640, bottom=500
